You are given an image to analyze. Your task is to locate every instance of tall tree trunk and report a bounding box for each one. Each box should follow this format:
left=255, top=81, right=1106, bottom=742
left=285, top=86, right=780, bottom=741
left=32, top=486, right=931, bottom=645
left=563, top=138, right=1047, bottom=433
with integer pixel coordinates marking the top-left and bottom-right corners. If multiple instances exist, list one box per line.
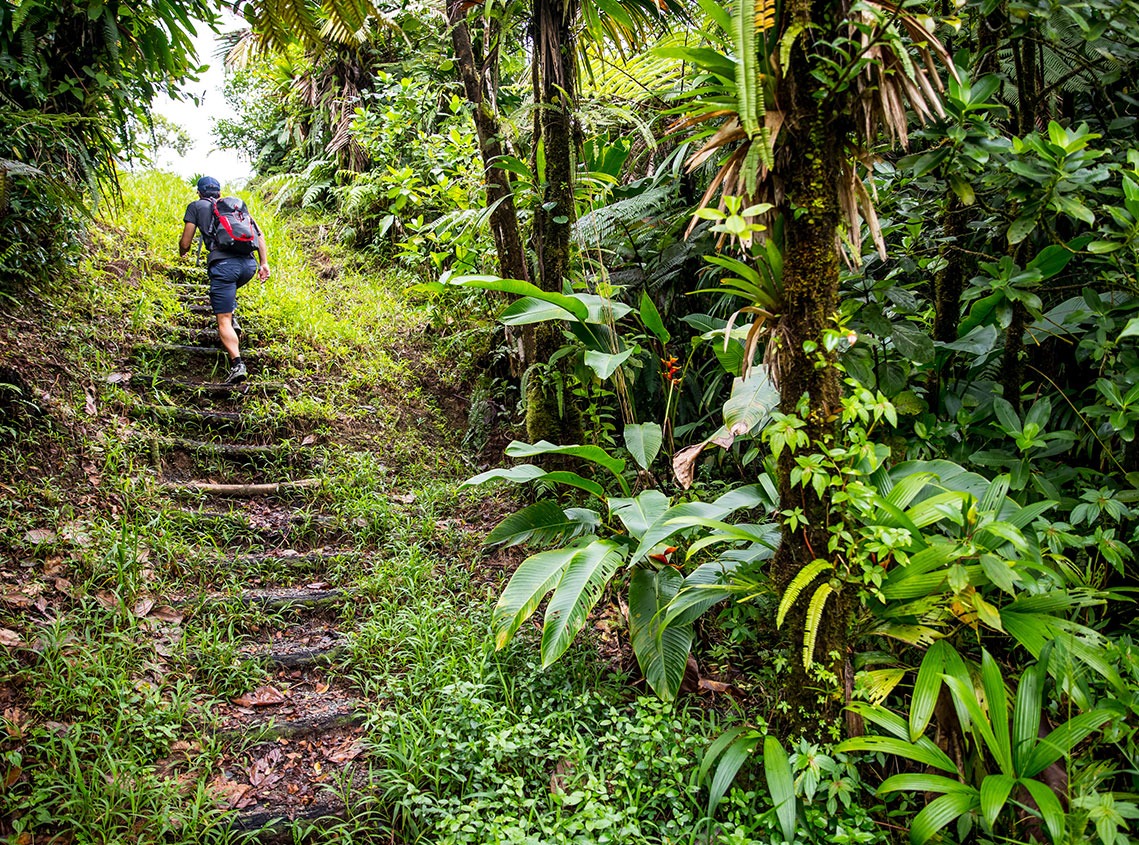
left=929, top=191, right=968, bottom=412
left=447, top=0, right=530, bottom=285
left=769, top=0, right=850, bottom=724
left=524, top=0, right=583, bottom=445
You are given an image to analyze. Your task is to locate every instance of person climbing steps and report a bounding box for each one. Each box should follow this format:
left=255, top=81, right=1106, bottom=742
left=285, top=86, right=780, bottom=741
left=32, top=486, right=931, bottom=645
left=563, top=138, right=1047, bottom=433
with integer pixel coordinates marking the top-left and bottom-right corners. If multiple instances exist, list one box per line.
left=178, top=176, right=270, bottom=384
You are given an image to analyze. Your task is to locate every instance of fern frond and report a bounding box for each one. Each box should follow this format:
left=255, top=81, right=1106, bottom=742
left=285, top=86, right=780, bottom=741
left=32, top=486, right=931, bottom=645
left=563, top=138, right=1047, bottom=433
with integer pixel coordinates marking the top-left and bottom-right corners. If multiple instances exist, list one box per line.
left=776, top=559, right=833, bottom=628
left=802, top=582, right=835, bottom=669
left=573, top=182, right=676, bottom=247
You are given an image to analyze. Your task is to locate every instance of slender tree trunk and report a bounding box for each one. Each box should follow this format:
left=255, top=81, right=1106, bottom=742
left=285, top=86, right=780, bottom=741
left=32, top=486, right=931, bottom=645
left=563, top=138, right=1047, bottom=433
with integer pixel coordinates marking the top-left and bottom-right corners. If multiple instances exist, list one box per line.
left=770, top=0, right=851, bottom=723
left=447, top=0, right=530, bottom=285
left=524, top=0, right=583, bottom=445
left=929, top=191, right=968, bottom=412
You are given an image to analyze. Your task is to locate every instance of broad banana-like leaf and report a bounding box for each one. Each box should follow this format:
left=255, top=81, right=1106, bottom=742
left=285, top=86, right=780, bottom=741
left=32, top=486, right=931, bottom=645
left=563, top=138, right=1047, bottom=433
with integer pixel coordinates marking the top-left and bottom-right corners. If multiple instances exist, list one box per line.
left=584, top=347, right=636, bottom=380
left=499, top=296, right=577, bottom=325
left=624, top=422, right=663, bottom=470
left=541, top=540, right=624, bottom=666
left=449, top=275, right=589, bottom=320
left=485, top=501, right=596, bottom=547
left=492, top=547, right=579, bottom=649
left=463, top=464, right=546, bottom=487
left=609, top=489, right=671, bottom=539
left=505, top=440, right=627, bottom=493
left=628, top=567, right=692, bottom=700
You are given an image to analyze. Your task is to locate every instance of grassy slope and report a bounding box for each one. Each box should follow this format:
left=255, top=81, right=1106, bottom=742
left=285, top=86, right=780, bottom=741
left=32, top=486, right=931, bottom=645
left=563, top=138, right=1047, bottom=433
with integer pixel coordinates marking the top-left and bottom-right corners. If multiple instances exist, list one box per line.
left=0, top=172, right=776, bottom=845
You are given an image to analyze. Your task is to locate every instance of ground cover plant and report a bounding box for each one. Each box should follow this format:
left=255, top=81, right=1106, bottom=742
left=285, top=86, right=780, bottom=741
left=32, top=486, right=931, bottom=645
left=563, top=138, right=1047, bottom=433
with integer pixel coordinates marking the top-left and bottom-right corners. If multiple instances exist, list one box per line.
left=4, top=0, right=1139, bottom=841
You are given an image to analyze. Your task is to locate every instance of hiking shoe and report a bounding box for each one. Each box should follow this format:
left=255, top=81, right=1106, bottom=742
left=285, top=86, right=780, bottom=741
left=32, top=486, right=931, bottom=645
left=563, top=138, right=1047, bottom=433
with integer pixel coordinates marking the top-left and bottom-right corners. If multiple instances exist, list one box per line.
left=225, top=361, right=247, bottom=384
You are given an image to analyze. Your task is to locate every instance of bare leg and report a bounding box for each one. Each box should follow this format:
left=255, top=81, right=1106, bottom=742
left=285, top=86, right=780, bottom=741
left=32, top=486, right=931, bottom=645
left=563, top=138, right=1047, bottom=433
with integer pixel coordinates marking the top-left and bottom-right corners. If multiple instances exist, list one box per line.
left=216, top=313, right=241, bottom=362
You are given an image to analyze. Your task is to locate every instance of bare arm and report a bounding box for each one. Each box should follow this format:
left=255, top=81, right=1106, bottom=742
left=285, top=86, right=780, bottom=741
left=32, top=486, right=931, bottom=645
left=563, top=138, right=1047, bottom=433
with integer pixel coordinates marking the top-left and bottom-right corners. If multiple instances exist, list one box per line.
left=257, top=232, right=270, bottom=280
left=179, top=222, right=197, bottom=256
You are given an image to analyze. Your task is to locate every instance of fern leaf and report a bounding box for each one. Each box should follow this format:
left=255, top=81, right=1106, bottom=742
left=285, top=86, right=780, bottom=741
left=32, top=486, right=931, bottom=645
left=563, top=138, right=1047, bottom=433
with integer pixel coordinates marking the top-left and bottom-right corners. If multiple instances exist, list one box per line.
left=802, top=582, right=835, bottom=669
left=776, top=559, right=832, bottom=628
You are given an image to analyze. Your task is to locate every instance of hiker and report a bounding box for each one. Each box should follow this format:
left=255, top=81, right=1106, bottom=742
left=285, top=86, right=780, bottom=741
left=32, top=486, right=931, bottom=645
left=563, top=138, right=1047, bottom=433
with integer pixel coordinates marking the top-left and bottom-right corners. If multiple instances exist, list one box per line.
left=178, top=176, right=270, bottom=384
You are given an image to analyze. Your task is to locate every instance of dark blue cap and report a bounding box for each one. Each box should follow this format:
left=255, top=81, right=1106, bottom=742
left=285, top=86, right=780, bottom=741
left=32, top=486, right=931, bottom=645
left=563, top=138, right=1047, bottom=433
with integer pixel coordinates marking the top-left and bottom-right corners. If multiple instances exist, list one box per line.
left=196, top=176, right=221, bottom=195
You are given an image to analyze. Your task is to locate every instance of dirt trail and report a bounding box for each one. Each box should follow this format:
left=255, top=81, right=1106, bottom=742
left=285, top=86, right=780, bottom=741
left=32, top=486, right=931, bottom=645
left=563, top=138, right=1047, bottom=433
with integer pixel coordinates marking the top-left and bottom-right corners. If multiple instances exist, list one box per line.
left=125, top=266, right=374, bottom=838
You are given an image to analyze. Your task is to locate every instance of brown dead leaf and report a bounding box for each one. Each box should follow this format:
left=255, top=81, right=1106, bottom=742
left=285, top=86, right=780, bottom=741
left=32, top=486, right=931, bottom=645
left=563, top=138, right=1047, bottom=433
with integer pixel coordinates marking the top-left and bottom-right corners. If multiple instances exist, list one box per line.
left=232, top=685, right=287, bottom=707
left=94, top=591, right=118, bottom=610
left=2, top=591, right=33, bottom=609
left=395, top=492, right=416, bottom=504
left=23, top=528, right=56, bottom=545
left=325, top=740, right=363, bottom=765
left=106, top=372, right=132, bottom=385
left=3, top=708, right=25, bottom=739
left=0, top=629, right=22, bottom=648
left=209, top=774, right=252, bottom=809
left=314, top=681, right=330, bottom=694
left=43, top=556, right=66, bottom=577
left=54, top=578, right=72, bottom=594
left=84, top=387, right=97, bottom=416
left=305, top=582, right=329, bottom=591
left=148, top=606, right=183, bottom=625
left=4, top=764, right=22, bottom=787
left=698, top=678, right=732, bottom=694
left=549, top=758, right=575, bottom=795
left=301, top=434, right=317, bottom=446
left=132, top=597, right=156, bottom=618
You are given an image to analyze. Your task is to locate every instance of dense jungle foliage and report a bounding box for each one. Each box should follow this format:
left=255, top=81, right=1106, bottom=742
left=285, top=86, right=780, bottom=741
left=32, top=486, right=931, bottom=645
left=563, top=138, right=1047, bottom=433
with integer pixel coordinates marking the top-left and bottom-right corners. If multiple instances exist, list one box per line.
left=4, top=0, right=1139, bottom=841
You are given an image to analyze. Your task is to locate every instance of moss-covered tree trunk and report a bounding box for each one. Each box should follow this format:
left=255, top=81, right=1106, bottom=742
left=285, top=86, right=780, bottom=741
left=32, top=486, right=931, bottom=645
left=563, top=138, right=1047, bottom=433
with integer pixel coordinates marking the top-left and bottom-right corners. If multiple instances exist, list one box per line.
left=525, top=0, right=582, bottom=445
left=769, top=0, right=851, bottom=723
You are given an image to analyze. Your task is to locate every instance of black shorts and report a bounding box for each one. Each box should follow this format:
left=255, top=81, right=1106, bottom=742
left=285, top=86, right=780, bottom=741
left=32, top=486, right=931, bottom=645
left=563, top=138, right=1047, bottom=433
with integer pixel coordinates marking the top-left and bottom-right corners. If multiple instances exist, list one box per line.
left=208, top=256, right=257, bottom=314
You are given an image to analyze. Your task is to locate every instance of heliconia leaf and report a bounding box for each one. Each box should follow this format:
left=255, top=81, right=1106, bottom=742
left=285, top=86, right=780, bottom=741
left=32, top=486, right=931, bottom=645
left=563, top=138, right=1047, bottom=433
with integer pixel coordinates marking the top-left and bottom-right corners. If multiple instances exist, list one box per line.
left=609, top=490, right=671, bottom=539
left=584, top=347, right=636, bottom=380
left=979, top=773, right=1016, bottom=831
left=639, top=292, right=670, bottom=343
left=540, top=540, right=624, bottom=667
left=628, top=568, right=692, bottom=701
left=505, top=440, right=628, bottom=494
left=764, top=736, right=797, bottom=843
left=491, top=547, right=578, bottom=649
left=539, top=471, right=607, bottom=499
left=910, top=639, right=952, bottom=741
left=1020, top=777, right=1066, bottom=842
left=449, top=275, right=589, bottom=320
left=909, top=792, right=979, bottom=845
left=624, top=422, right=663, bottom=471
left=484, top=500, right=592, bottom=547
left=498, top=296, right=577, bottom=326
left=462, top=464, right=547, bottom=488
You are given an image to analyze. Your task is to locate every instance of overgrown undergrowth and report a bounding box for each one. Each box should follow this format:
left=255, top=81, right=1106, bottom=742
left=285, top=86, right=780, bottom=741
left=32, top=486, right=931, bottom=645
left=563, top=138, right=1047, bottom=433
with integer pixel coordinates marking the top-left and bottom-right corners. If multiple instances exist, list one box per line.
left=0, top=172, right=805, bottom=845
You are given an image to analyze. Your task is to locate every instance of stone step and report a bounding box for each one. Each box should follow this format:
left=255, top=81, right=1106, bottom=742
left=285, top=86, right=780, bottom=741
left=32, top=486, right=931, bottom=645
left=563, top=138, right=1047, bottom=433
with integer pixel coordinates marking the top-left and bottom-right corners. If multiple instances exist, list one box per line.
left=129, top=373, right=286, bottom=398
left=162, top=509, right=346, bottom=550
left=190, top=587, right=351, bottom=615
left=160, top=478, right=323, bottom=497
left=129, top=404, right=249, bottom=432
left=133, top=343, right=264, bottom=361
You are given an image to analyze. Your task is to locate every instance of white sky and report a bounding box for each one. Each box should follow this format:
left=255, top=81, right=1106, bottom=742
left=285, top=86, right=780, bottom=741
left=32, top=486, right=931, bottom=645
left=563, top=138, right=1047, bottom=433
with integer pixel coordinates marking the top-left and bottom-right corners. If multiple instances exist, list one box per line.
left=151, top=19, right=252, bottom=187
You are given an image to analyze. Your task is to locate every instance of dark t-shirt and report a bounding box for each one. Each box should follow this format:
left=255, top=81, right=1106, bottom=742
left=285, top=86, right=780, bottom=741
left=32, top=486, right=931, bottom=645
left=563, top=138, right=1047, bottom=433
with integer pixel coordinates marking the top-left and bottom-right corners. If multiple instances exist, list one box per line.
left=184, top=197, right=262, bottom=266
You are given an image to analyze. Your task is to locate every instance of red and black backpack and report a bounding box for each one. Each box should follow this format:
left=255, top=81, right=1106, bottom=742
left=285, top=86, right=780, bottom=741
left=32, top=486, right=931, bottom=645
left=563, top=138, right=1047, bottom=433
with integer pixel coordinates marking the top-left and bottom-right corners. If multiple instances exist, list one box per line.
left=208, top=197, right=258, bottom=255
